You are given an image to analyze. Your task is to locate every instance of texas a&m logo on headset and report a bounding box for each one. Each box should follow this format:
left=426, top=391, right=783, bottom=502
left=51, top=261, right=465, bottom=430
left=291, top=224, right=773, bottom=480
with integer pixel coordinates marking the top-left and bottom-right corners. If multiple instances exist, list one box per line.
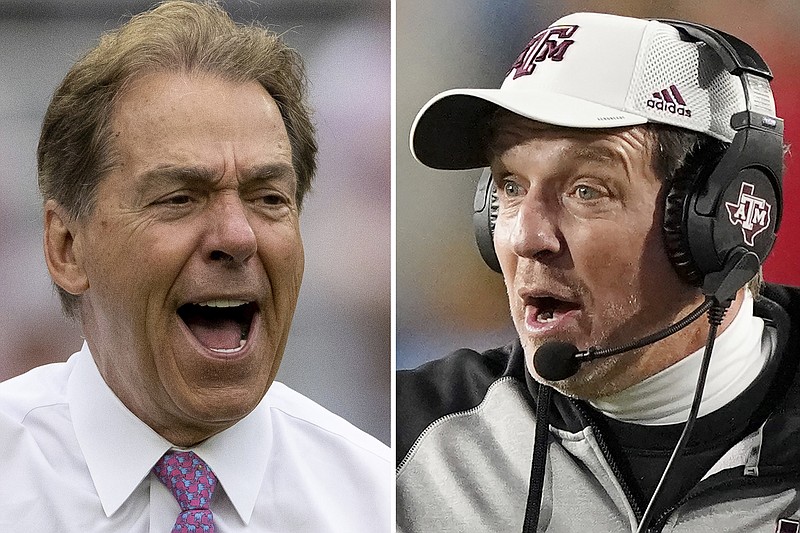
left=509, top=25, right=578, bottom=79
left=725, top=182, right=772, bottom=247
left=776, top=517, right=800, bottom=533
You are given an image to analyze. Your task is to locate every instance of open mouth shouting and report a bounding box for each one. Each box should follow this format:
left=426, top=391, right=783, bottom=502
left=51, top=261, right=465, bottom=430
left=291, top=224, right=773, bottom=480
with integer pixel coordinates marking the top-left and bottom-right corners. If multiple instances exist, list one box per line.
left=177, top=299, right=259, bottom=357
left=523, top=294, right=582, bottom=334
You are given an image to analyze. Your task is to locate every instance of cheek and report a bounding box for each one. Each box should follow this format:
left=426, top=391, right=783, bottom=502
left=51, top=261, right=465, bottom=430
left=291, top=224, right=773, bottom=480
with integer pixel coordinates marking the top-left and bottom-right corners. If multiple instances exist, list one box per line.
left=83, top=221, right=197, bottom=336
left=581, top=231, right=640, bottom=278
left=94, top=225, right=188, bottom=289
left=259, top=228, right=304, bottom=295
left=493, top=221, right=517, bottom=275
left=579, top=223, right=684, bottom=317
left=286, top=241, right=305, bottom=295
left=587, top=238, right=651, bottom=313
left=83, top=221, right=143, bottom=291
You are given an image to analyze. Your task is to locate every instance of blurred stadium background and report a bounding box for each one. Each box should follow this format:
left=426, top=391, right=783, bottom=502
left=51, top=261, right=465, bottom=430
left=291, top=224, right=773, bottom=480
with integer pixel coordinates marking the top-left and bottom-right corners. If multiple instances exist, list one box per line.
left=3, top=0, right=798, bottom=447
left=0, top=0, right=390, bottom=444
left=397, top=0, right=800, bottom=370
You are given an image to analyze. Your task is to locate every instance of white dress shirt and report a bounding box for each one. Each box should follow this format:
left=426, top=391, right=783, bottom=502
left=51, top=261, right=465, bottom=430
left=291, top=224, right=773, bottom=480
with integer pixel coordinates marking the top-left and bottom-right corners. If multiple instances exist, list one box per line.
left=0, top=343, right=391, bottom=532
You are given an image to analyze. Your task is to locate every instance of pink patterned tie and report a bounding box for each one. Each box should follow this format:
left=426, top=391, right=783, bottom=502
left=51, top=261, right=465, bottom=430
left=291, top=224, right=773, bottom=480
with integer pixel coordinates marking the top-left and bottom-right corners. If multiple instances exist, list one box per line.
left=152, top=450, right=217, bottom=533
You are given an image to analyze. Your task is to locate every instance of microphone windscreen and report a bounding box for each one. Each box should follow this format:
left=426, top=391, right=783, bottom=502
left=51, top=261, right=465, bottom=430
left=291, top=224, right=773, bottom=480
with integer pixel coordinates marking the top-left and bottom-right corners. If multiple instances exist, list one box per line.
left=534, top=341, right=582, bottom=381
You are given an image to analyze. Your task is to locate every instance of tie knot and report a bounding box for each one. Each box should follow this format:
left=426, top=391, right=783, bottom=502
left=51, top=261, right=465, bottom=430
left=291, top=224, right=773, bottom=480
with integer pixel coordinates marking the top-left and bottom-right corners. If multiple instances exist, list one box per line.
left=153, top=450, right=217, bottom=512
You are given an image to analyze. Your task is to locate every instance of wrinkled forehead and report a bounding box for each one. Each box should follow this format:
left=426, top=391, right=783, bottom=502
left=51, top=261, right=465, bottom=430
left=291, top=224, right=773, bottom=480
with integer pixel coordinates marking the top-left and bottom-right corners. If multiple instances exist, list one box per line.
left=485, top=109, right=658, bottom=167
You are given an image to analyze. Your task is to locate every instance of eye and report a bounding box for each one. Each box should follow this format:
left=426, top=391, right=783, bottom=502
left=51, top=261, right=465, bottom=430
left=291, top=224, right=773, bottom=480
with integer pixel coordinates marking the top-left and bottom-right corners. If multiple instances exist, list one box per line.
left=261, top=193, right=286, bottom=205
left=154, top=192, right=194, bottom=207
left=501, top=179, right=524, bottom=197
left=572, top=184, right=603, bottom=201
left=250, top=189, right=293, bottom=210
left=165, top=194, right=192, bottom=205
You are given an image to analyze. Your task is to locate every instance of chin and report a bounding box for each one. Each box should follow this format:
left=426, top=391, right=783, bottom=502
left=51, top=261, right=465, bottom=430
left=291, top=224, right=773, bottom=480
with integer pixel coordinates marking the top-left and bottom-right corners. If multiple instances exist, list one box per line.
left=528, top=349, right=634, bottom=401
left=182, top=385, right=266, bottom=426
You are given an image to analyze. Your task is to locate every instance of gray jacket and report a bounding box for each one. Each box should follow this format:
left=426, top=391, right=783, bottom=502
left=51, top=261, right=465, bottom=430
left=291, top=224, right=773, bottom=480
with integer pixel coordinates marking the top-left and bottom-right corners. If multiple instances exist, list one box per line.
left=396, top=284, right=800, bottom=532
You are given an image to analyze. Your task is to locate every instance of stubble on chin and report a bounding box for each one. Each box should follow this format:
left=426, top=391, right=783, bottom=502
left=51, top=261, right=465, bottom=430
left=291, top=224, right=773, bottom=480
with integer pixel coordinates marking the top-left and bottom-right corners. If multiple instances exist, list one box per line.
left=525, top=348, right=641, bottom=400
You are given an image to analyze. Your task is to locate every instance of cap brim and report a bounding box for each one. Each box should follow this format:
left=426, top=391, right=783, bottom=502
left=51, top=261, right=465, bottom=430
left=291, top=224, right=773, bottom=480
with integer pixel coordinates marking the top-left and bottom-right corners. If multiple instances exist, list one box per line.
left=410, top=88, right=649, bottom=170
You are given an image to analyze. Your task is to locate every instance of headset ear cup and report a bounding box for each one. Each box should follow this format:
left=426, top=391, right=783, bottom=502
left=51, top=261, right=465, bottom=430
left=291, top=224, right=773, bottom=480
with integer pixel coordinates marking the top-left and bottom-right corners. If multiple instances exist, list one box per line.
left=661, top=133, right=732, bottom=287
left=662, top=176, right=705, bottom=286
left=473, top=169, right=502, bottom=273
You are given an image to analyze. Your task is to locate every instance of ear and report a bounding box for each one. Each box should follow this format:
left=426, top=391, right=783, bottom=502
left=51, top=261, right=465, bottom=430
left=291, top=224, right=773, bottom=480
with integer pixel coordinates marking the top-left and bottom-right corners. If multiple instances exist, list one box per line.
left=43, top=199, right=89, bottom=296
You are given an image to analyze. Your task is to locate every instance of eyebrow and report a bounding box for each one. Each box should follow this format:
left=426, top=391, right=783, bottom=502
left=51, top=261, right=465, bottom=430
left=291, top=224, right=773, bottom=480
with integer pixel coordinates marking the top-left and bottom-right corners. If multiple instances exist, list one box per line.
left=135, top=162, right=297, bottom=194
left=571, top=145, right=621, bottom=165
left=135, top=165, right=216, bottom=194
left=489, top=144, right=623, bottom=174
left=239, top=162, right=296, bottom=185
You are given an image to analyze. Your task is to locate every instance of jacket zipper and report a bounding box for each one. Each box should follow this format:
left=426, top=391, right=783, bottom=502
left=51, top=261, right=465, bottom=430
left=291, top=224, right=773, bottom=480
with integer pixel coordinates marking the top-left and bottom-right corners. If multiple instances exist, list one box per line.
left=648, top=469, right=735, bottom=532
left=649, top=470, right=800, bottom=532
left=571, top=399, right=644, bottom=524
left=649, top=485, right=704, bottom=532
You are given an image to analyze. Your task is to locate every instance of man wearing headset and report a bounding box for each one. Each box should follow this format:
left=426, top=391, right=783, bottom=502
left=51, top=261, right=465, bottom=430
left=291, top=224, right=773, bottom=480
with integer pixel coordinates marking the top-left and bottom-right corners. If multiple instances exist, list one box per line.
left=397, top=12, right=799, bottom=533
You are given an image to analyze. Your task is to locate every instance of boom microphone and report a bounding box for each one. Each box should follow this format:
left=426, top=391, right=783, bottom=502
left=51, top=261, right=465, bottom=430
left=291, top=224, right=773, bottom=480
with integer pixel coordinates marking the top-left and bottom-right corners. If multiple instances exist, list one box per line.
left=533, top=297, right=715, bottom=381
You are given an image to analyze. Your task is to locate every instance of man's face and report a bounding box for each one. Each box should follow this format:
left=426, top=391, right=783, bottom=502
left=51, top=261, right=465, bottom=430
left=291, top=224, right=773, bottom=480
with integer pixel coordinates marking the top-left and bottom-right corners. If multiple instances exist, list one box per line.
left=490, top=115, right=704, bottom=399
left=73, top=71, right=303, bottom=444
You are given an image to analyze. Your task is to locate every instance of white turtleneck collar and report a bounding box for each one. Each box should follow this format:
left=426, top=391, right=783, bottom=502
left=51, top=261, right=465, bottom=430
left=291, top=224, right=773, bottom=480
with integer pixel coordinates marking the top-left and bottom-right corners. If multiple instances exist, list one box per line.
left=588, top=291, right=767, bottom=425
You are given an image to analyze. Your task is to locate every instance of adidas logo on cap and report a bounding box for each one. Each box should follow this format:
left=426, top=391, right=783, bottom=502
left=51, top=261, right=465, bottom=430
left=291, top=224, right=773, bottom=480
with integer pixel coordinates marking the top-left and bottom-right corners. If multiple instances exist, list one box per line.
left=646, top=84, right=692, bottom=117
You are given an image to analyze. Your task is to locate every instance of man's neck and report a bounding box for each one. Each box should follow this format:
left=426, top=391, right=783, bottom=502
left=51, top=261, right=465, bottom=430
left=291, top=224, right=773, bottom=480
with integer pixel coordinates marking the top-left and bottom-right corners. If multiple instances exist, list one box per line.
left=588, top=289, right=768, bottom=424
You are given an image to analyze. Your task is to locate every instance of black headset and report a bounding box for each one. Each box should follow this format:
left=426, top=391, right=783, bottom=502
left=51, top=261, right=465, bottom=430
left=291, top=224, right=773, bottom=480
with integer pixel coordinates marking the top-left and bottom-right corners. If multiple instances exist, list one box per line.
left=473, top=20, right=784, bottom=301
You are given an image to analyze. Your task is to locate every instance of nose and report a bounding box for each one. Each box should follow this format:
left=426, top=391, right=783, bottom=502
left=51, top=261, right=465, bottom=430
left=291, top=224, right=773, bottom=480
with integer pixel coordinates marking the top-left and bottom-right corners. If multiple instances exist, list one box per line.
left=206, top=194, right=257, bottom=265
left=506, top=194, right=562, bottom=261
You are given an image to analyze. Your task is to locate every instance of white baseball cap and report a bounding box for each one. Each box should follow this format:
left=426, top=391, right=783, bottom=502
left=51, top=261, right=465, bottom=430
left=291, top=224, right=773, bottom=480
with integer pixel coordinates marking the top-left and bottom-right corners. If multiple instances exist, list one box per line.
left=410, top=12, right=776, bottom=170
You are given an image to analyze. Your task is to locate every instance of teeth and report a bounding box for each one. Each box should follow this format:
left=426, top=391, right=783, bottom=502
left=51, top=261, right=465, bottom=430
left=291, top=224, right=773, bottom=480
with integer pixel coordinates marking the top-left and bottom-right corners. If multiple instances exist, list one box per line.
left=210, top=339, right=247, bottom=354
left=197, top=299, right=248, bottom=308
left=537, top=310, right=555, bottom=322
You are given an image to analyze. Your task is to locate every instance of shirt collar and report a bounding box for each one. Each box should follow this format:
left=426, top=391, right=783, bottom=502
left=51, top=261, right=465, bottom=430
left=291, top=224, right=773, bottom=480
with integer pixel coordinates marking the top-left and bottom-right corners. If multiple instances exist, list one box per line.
left=193, top=392, right=272, bottom=524
left=68, top=342, right=272, bottom=524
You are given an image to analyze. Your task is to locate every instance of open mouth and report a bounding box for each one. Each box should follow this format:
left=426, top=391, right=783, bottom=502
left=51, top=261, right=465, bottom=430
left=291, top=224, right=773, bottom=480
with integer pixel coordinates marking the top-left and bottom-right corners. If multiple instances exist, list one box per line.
left=177, top=299, right=258, bottom=354
left=529, top=296, right=581, bottom=323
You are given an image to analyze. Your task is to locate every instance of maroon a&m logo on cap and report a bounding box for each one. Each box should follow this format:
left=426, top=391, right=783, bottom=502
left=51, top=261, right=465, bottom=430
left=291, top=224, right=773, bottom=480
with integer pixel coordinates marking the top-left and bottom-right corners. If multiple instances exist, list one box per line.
left=509, top=25, right=578, bottom=79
